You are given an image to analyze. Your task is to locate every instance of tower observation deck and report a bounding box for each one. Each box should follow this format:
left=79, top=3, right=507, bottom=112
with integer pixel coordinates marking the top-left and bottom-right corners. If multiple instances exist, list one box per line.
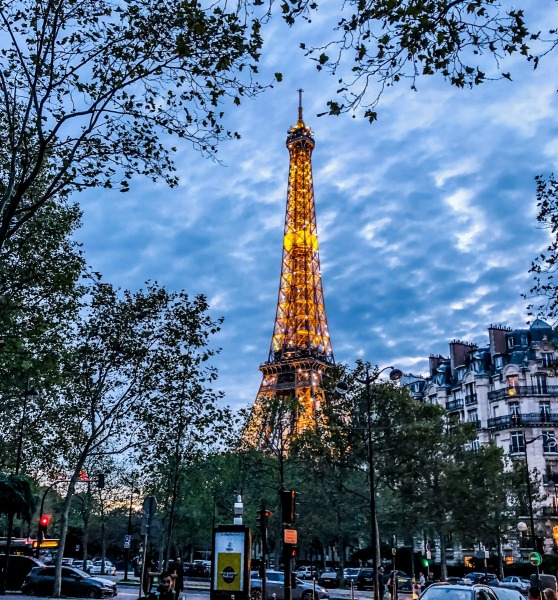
left=244, top=91, right=335, bottom=449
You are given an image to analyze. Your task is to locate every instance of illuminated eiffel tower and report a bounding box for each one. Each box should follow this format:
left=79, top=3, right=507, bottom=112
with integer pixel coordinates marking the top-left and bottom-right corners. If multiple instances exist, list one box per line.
left=244, top=91, right=335, bottom=449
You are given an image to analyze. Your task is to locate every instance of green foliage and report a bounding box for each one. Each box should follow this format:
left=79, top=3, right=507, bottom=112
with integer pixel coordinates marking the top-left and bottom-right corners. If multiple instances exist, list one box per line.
left=0, top=199, right=85, bottom=474
left=0, top=474, right=37, bottom=521
left=0, top=0, right=267, bottom=247
left=282, top=0, right=552, bottom=120
left=525, top=174, right=558, bottom=322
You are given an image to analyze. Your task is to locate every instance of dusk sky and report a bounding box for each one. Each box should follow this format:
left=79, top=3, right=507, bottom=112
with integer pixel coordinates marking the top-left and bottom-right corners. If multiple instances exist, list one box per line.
left=76, top=3, right=558, bottom=412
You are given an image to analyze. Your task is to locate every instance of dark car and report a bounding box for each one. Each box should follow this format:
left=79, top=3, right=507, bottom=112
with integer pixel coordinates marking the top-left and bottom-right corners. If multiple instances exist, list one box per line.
left=386, top=570, right=413, bottom=592
left=318, top=568, right=340, bottom=588
left=357, top=568, right=375, bottom=590
left=22, top=565, right=118, bottom=598
left=420, top=583, right=499, bottom=600
left=0, top=554, right=44, bottom=591
left=343, top=568, right=360, bottom=584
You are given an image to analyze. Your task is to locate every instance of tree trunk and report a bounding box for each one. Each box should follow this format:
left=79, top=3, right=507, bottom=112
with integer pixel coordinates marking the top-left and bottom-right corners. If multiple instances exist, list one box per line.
left=439, top=536, right=447, bottom=581
left=53, top=478, right=77, bottom=597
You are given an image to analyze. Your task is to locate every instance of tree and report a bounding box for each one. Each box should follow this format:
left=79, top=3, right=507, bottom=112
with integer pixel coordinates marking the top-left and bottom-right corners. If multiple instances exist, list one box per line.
left=43, top=281, right=224, bottom=596
left=0, top=198, right=85, bottom=474
left=526, top=174, right=558, bottom=322
left=283, top=0, right=553, bottom=121
left=0, top=0, right=269, bottom=247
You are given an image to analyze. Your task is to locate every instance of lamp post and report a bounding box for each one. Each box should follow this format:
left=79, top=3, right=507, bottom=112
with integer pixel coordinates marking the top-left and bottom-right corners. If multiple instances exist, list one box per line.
left=124, top=481, right=139, bottom=581
left=338, top=365, right=403, bottom=600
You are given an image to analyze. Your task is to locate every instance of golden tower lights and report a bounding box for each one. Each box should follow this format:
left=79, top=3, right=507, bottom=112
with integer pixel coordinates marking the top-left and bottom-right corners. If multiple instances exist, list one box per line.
left=244, top=91, right=335, bottom=449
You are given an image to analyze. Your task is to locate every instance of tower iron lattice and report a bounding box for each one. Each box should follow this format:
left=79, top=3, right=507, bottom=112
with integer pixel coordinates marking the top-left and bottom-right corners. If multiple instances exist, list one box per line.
left=244, top=91, right=335, bottom=449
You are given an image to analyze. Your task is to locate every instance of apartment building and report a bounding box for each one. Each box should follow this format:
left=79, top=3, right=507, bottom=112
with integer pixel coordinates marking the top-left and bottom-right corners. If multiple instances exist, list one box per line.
left=404, top=319, right=558, bottom=563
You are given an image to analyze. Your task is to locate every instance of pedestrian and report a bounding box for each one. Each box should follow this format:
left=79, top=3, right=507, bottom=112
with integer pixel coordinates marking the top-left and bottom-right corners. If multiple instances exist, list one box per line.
left=169, top=557, right=184, bottom=595
left=143, top=556, right=159, bottom=595
left=543, top=589, right=557, bottom=600
left=418, top=573, right=426, bottom=590
left=148, top=572, right=179, bottom=600
left=529, top=587, right=541, bottom=600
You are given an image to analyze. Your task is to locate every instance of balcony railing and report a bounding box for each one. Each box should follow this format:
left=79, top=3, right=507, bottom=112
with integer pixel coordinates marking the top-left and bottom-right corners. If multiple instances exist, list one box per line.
left=488, top=412, right=558, bottom=429
left=446, top=399, right=464, bottom=411
left=488, top=385, right=558, bottom=401
left=465, top=393, right=478, bottom=406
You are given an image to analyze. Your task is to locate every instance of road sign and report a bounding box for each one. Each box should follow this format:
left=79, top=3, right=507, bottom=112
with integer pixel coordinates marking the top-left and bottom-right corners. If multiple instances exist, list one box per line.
left=141, top=496, right=157, bottom=535
left=529, top=551, right=542, bottom=566
left=284, top=529, right=297, bottom=544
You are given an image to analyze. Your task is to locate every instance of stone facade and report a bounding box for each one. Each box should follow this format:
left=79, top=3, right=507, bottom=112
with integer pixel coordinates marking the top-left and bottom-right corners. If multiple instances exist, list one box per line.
left=404, top=319, right=558, bottom=564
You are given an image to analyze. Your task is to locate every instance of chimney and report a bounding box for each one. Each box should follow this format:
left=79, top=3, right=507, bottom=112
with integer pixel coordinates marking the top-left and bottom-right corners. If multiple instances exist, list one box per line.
left=450, top=340, right=476, bottom=372
left=489, top=325, right=510, bottom=357
left=429, top=355, right=447, bottom=377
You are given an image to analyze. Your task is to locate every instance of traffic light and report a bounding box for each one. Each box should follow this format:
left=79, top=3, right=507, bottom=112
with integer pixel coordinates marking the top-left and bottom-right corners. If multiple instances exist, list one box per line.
left=38, top=514, right=51, bottom=540
left=256, top=508, right=273, bottom=553
left=280, top=489, right=296, bottom=524
left=283, top=543, right=297, bottom=562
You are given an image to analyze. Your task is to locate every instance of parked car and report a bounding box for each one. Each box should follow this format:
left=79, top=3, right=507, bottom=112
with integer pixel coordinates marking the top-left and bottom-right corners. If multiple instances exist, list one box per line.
left=185, top=561, right=210, bottom=577
left=295, top=566, right=318, bottom=580
left=462, top=574, right=499, bottom=586
left=251, top=570, right=329, bottom=600
left=420, top=583, right=499, bottom=600
left=357, top=568, right=375, bottom=590
left=343, top=568, right=360, bottom=584
left=73, top=560, right=94, bottom=573
left=0, top=555, right=44, bottom=591
left=386, top=570, right=413, bottom=592
left=21, top=565, right=118, bottom=597
left=91, top=561, right=117, bottom=576
left=318, top=568, right=340, bottom=588
left=499, top=577, right=530, bottom=593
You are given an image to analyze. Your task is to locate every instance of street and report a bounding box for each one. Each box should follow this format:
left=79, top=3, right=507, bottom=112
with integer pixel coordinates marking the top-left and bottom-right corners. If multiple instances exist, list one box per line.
left=2, top=585, right=411, bottom=600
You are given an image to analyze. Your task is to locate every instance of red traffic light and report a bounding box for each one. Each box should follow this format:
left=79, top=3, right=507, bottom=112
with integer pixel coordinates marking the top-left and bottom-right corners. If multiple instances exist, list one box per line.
left=39, top=515, right=51, bottom=527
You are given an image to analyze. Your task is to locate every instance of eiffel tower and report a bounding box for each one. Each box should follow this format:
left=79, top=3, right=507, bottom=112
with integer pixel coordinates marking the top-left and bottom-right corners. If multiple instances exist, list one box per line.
left=244, top=91, right=335, bottom=449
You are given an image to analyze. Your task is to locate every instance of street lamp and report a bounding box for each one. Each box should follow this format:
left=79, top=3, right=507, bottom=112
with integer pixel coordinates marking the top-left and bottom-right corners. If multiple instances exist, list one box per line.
left=337, top=365, right=403, bottom=600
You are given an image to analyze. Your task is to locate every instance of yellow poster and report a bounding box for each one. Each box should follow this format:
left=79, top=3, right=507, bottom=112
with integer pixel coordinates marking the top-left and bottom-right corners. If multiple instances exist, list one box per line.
left=216, top=552, right=242, bottom=591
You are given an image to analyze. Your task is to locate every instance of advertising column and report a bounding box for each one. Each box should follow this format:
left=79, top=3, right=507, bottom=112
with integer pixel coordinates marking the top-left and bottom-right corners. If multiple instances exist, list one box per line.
left=211, top=525, right=251, bottom=600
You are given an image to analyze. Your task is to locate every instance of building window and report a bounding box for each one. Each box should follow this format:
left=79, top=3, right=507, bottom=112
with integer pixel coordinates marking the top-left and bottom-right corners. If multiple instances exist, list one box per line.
left=471, top=439, right=480, bottom=452
left=543, top=431, right=558, bottom=453
left=468, top=409, right=478, bottom=423
left=521, top=334, right=528, bottom=347
left=509, top=402, right=521, bottom=425
left=495, top=356, right=504, bottom=370
left=540, top=401, right=551, bottom=422
left=534, top=373, right=548, bottom=394
left=542, top=352, right=555, bottom=368
left=507, top=337, right=514, bottom=350
left=493, top=405, right=499, bottom=418
left=507, top=374, right=519, bottom=394
left=510, top=432, right=525, bottom=454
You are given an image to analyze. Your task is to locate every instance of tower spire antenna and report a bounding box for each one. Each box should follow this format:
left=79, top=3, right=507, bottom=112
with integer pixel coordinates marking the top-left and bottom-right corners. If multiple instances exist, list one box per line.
left=298, top=88, right=303, bottom=122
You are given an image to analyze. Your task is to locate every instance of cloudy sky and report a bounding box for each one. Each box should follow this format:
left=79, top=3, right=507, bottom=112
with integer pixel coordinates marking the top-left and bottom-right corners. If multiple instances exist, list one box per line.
left=76, top=3, right=558, bottom=412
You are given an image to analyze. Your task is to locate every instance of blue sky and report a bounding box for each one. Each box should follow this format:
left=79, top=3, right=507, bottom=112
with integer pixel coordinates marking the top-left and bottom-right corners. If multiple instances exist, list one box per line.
left=76, top=3, right=558, bottom=412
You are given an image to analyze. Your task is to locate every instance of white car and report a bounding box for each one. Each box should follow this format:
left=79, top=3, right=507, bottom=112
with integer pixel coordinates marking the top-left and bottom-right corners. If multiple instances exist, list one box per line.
left=499, top=576, right=530, bottom=593
left=294, top=566, right=317, bottom=580
left=91, top=560, right=117, bottom=576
